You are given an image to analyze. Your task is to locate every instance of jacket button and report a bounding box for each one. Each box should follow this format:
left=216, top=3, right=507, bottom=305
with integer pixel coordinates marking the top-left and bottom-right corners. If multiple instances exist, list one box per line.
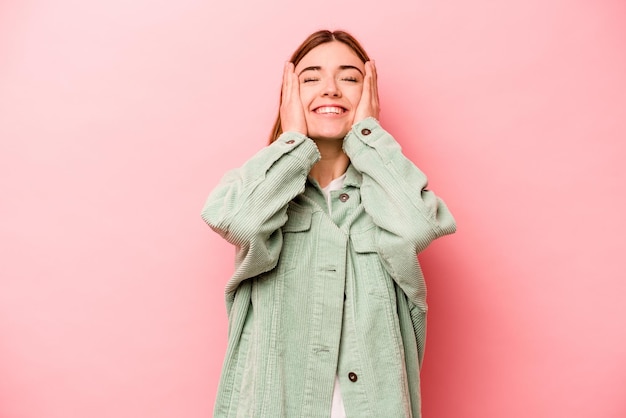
left=339, top=193, right=349, bottom=202
left=361, top=128, right=371, bottom=136
left=286, top=139, right=295, bottom=144
left=348, top=372, right=358, bottom=382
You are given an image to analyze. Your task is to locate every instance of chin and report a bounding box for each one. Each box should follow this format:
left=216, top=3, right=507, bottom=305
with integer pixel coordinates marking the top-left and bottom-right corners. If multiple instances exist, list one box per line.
left=310, top=133, right=347, bottom=141
left=309, top=126, right=350, bottom=141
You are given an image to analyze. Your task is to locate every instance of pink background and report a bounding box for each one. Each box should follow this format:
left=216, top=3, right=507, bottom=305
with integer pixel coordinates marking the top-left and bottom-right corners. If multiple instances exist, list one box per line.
left=1, top=0, right=625, bottom=417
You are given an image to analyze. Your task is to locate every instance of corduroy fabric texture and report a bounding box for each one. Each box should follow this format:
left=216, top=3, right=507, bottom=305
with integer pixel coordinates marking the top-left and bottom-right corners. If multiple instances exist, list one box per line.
left=202, top=118, right=456, bottom=418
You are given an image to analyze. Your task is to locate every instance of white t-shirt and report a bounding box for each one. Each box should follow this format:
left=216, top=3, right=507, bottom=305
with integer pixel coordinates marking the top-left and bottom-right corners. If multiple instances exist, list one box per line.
left=321, top=173, right=347, bottom=215
left=321, top=173, right=347, bottom=418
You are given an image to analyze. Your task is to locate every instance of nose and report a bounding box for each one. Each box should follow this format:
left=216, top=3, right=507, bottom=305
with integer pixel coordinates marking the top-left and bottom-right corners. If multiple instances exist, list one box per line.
left=322, top=78, right=341, bottom=97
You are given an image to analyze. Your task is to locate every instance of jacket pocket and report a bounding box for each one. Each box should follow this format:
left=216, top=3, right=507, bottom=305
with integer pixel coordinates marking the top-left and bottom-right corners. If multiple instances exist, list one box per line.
left=282, top=206, right=312, bottom=233
left=350, top=227, right=394, bottom=300
left=275, top=205, right=314, bottom=276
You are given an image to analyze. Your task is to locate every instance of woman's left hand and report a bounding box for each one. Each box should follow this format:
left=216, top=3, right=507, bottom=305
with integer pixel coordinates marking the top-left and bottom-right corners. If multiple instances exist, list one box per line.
left=354, top=60, right=380, bottom=124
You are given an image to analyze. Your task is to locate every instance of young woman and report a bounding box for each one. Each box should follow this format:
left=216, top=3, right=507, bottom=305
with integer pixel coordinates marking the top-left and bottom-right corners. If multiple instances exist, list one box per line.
left=202, top=29, right=456, bottom=418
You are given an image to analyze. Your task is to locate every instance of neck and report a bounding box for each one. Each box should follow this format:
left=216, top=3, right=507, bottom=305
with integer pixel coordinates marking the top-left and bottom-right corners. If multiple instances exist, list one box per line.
left=309, top=139, right=350, bottom=188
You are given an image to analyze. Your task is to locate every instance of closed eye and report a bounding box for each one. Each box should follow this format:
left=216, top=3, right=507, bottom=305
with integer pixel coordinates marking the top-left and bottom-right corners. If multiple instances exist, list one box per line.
left=341, top=77, right=358, bottom=82
left=302, top=77, right=319, bottom=83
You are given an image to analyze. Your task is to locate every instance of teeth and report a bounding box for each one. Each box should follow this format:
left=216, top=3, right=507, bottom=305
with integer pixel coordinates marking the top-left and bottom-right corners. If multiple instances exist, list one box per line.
left=315, top=106, right=343, bottom=114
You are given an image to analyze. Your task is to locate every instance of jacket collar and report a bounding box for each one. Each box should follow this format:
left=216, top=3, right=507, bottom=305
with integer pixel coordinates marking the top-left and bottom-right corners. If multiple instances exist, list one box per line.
left=343, top=163, right=362, bottom=188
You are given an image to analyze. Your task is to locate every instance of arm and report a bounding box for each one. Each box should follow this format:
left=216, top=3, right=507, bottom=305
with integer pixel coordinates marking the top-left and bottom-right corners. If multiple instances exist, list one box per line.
left=201, top=61, right=314, bottom=297
left=201, top=133, right=320, bottom=295
left=345, top=61, right=456, bottom=305
left=343, top=118, right=456, bottom=303
left=344, top=118, right=456, bottom=248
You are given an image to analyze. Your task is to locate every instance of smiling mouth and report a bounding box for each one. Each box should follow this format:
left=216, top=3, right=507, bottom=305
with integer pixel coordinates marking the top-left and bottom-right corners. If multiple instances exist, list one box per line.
left=313, top=106, right=347, bottom=115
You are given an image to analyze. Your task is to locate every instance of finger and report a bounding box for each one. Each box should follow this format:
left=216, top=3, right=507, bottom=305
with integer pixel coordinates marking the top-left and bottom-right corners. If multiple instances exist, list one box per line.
left=286, top=63, right=298, bottom=97
left=367, top=61, right=378, bottom=111
left=283, top=62, right=290, bottom=90
left=282, top=62, right=291, bottom=103
left=289, top=64, right=299, bottom=98
left=370, top=60, right=377, bottom=83
left=364, top=61, right=371, bottom=83
left=367, top=62, right=377, bottom=109
left=362, top=61, right=372, bottom=101
left=369, top=61, right=380, bottom=118
left=370, top=60, right=379, bottom=108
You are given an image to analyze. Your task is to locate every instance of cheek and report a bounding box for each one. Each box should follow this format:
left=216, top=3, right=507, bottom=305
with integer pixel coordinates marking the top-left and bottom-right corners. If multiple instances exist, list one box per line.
left=347, top=86, right=364, bottom=108
left=298, top=86, right=315, bottom=107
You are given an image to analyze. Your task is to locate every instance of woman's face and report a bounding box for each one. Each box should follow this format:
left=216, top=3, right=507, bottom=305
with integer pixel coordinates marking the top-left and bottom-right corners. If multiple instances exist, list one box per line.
left=294, top=41, right=365, bottom=141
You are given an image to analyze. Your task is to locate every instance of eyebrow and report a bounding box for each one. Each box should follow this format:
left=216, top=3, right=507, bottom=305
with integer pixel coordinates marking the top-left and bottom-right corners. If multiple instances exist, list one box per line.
left=298, top=65, right=364, bottom=76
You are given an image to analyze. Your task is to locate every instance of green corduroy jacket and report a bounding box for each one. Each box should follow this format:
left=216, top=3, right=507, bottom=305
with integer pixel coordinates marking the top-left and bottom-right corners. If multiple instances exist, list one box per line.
left=202, top=118, right=456, bottom=418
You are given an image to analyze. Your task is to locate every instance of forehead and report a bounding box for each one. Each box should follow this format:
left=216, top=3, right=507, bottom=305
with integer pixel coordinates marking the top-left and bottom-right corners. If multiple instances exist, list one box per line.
left=295, top=41, right=364, bottom=72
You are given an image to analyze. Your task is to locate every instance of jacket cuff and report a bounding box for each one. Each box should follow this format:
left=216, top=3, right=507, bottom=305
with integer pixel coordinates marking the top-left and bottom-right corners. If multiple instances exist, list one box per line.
left=275, top=131, right=321, bottom=164
left=343, top=117, right=387, bottom=155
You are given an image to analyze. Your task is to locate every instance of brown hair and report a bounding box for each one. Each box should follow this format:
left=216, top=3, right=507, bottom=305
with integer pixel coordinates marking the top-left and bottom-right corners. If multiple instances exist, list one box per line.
left=268, top=30, right=370, bottom=143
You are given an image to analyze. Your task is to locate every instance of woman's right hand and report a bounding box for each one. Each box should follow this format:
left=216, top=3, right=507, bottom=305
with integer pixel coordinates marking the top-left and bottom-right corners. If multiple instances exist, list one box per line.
left=279, top=62, right=307, bottom=136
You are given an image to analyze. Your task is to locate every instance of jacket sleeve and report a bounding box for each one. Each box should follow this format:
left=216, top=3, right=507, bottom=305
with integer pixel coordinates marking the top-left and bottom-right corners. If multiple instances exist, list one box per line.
left=343, top=117, right=456, bottom=306
left=201, top=132, right=320, bottom=297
